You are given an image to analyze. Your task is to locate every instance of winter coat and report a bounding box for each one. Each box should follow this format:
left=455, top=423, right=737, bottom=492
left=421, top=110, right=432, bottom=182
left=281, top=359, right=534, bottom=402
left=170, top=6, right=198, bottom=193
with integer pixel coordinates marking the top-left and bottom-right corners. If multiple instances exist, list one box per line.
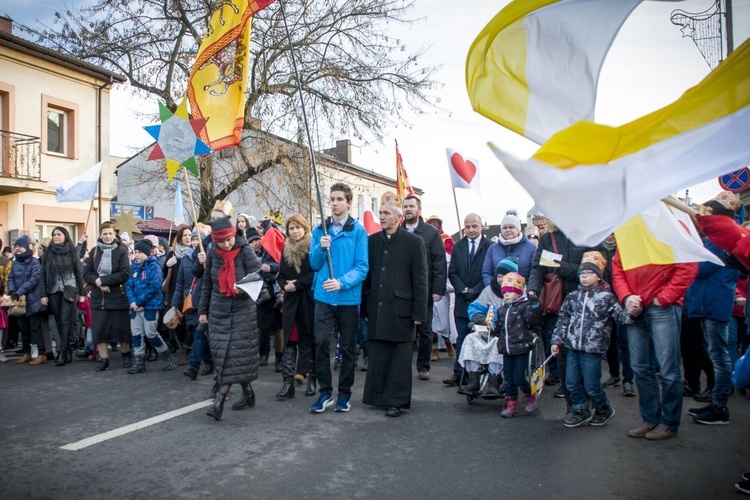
left=82, top=242, right=131, bottom=310
left=528, top=230, right=589, bottom=298
left=126, top=255, right=164, bottom=311
left=198, top=237, right=261, bottom=385
left=277, top=237, right=315, bottom=347
left=402, top=218, right=447, bottom=296
left=482, top=235, right=537, bottom=285
left=552, top=282, right=631, bottom=355
left=450, top=236, right=492, bottom=318
left=492, top=298, right=542, bottom=355
left=310, top=215, right=369, bottom=306
left=468, top=285, right=505, bottom=325
left=733, top=277, right=747, bottom=318
left=685, top=239, right=740, bottom=323
left=171, top=249, right=203, bottom=327
left=7, top=254, right=44, bottom=316
left=364, top=228, right=428, bottom=343
left=256, top=247, right=282, bottom=331
left=611, top=250, right=697, bottom=309
left=39, top=248, right=85, bottom=298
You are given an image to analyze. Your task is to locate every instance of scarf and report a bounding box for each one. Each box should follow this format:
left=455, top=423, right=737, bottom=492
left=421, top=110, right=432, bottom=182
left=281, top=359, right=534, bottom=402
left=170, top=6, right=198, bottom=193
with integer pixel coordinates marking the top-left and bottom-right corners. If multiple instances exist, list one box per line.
left=47, top=243, right=75, bottom=281
left=282, top=233, right=311, bottom=273
left=173, top=243, right=189, bottom=260
left=490, top=276, right=504, bottom=298
left=15, top=249, right=32, bottom=262
left=498, top=233, right=523, bottom=246
left=96, top=241, right=118, bottom=277
left=215, top=247, right=241, bottom=297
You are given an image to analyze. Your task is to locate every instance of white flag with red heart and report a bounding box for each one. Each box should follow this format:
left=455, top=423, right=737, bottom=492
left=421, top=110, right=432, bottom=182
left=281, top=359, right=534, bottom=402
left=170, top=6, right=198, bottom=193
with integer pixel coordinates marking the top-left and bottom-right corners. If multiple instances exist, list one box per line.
left=446, top=148, right=480, bottom=192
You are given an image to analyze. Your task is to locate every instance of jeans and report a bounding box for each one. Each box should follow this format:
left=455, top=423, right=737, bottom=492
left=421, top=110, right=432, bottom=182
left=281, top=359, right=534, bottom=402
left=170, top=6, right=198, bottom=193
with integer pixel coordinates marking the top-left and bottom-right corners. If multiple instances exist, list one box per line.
left=566, top=350, right=610, bottom=411
left=20, top=314, right=44, bottom=354
left=681, top=316, right=714, bottom=392
left=728, top=316, right=745, bottom=369
left=701, top=318, right=732, bottom=407
left=503, top=352, right=530, bottom=399
left=357, top=318, right=369, bottom=361
left=188, top=325, right=212, bottom=372
left=453, top=316, right=471, bottom=377
left=48, top=292, right=76, bottom=352
left=416, top=297, right=434, bottom=372
left=314, top=302, right=358, bottom=397
left=606, top=323, right=633, bottom=383
left=628, top=304, right=683, bottom=431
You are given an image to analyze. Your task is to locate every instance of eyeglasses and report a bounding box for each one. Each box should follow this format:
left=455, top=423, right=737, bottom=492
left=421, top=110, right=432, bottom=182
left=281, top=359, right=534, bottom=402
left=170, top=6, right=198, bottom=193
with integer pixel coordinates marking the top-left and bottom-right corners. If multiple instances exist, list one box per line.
left=578, top=270, right=596, bottom=277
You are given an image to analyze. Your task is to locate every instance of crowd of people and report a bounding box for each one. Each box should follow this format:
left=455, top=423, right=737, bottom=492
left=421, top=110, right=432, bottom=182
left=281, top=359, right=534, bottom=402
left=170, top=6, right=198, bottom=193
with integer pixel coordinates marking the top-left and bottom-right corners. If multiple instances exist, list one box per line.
left=1, top=184, right=749, bottom=490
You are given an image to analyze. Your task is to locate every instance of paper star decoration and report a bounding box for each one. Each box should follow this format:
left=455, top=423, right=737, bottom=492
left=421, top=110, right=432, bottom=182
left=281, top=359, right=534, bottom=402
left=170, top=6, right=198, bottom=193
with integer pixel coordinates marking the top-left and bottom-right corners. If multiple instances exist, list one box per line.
left=144, top=98, right=212, bottom=181
left=115, top=207, right=143, bottom=235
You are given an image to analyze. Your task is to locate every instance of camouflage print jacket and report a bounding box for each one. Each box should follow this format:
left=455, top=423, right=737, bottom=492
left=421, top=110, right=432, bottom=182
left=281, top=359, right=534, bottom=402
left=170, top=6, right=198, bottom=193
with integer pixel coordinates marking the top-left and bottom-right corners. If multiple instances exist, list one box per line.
left=551, top=282, right=631, bottom=355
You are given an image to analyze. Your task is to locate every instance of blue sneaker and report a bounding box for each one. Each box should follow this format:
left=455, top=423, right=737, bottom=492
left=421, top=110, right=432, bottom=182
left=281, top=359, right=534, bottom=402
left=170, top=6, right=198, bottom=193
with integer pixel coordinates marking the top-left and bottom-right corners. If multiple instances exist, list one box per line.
left=334, top=395, right=351, bottom=412
left=310, top=392, right=334, bottom=413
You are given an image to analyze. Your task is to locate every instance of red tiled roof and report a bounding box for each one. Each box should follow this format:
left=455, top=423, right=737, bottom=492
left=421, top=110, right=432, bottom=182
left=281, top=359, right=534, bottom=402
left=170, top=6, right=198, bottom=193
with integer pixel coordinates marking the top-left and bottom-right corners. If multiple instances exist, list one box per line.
left=137, top=217, right=189, bottom=232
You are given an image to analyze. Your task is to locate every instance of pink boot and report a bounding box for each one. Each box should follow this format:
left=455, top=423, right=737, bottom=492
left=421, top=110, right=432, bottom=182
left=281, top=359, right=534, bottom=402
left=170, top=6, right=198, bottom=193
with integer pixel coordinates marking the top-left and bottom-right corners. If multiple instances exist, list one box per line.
left=501, top=398, right=518, bottom=418
left=525, top=393, right=538, bottom=413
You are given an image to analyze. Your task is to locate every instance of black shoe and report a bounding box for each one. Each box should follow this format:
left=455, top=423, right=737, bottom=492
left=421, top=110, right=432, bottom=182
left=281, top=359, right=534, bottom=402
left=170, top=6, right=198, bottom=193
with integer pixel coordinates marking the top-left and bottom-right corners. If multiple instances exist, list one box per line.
left=693, top=388, right=713, bottom=403
left=693, top=404, right=729, bottom=425
left=209, top=382, right=219, bottom=399
left=442, top=374, right=460, bottom=387
left=482, top=373, right=503, bottom=397
left=161, top=350, right=173, bottom=371
left=688, top=403, right=712, bottom=416
left=276, top=380, right=295, bottom=399
left=183, top=368, right=198, bottom=381
left=76, top=348, right=91, bottom=359
left=274, top=355, right=283, bottom=373
left=259, top=355, right=269, bottom=366
left=46, top=352, right=55, bottom=361
left=458, top=372, right=480, bottom=396
left=95, top=358, right=110, bottom=372
left=55, top=350, right=66, bottom=367
left=386, top=406, right=401, bottom=417
left=742, top=473, right=750, bottom=481
left=736, top=479, right=750, bottom=495
left=554, top=387, right=565, bottom=398
left=544, top=373, right=560, bottom=386
left=682, top=380, right=698, bottom=397
left=206, top=393, right=227, bottom=421
left=199, top=364, right=214, bottom=376
left=361, top=358, right=369, bottom=371
left=231, top=383, right=256, bottom=410
left=305, top=375, right=317, bottom=397
left=146, top=346, right=158, bottom=362
left=122, top=352, right=132, bottom=369
left=128, top=356, right=146, bottom=374
left=65, top=348, right=73, bottom=364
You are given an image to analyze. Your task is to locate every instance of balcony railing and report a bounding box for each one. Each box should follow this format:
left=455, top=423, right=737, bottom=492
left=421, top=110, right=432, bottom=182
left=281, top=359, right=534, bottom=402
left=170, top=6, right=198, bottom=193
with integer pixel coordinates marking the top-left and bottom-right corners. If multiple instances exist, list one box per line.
left=1, top=130, right=41, bottom=180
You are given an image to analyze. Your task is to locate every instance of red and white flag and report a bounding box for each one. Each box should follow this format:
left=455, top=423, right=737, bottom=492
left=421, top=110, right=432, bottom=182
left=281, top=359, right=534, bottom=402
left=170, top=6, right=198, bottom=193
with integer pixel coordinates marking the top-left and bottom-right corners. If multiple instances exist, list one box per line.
left=446, top=148, right=480, bottom=192
left=395, top=139, right=415, bottom=200
left=358, top=200, right=381, bottom=235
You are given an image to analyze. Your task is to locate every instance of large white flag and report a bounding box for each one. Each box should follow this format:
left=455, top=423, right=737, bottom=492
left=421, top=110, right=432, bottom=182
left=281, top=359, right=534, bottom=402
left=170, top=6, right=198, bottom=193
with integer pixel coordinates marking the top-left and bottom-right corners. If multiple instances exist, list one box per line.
left=56, top=162, right=101, bottom=203
left=173, top=180, right=185, bottom=225
left=446, top=148, right=480, bottom=192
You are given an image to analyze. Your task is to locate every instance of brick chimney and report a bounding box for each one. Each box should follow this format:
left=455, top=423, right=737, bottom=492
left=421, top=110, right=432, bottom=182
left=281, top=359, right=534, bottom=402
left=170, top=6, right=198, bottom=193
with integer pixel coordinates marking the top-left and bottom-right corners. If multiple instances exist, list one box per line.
left=324, top=139, right=352, bottom=164
left=0, top=16, right=12, bottom=35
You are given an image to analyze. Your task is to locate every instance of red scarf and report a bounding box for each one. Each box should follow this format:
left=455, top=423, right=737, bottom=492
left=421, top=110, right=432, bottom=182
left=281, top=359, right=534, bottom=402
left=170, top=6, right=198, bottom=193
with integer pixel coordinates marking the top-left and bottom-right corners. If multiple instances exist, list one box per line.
left=215, top=247, right=242, bottom=297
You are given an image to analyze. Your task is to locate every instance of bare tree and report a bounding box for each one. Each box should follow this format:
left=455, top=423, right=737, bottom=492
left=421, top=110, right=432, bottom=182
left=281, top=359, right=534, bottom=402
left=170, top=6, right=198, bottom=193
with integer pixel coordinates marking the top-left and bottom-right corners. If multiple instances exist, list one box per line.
left=22, top=0, right=439, bottom=220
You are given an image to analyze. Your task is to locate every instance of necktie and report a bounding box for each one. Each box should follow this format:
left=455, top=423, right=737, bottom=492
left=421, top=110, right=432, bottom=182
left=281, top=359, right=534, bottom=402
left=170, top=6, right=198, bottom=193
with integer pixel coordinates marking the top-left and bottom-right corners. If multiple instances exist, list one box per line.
left=469, top=240, right=475, bottom=267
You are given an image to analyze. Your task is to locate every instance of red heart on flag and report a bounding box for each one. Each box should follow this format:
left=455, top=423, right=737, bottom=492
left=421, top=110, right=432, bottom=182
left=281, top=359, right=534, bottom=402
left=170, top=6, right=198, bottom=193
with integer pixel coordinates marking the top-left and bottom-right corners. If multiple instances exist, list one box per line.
left=451, top=153, right=476, bottom=184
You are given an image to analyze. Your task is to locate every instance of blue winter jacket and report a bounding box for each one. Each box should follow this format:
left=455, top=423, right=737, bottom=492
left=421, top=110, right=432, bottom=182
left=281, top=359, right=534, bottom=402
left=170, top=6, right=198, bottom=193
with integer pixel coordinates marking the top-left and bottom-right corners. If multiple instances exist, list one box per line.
left=172, top=249, right=202, bottom=326
left=685, top=239, right=739, bottom=323
left=310, top=215, right=369, bottom=306
left=7, top=254, right=45, bottom=316
left=482, top=236, right=537, bottom=285
left=126, top=255, right=164, bottom=311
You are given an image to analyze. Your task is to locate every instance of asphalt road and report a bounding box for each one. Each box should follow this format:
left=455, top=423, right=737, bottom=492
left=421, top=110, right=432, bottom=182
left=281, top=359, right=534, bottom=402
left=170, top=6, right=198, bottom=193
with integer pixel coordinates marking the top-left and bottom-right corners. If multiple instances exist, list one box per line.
left=1, top=345, right=748, bottom=499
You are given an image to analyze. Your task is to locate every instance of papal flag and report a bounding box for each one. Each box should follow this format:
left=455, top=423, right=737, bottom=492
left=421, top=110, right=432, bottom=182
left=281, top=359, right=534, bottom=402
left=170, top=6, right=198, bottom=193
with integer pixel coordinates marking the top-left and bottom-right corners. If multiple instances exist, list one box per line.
left=187, top=0, right=277, bottom=151
left=489, top=37, right=750, bottom=247
left=467, top=0, right=644, bottom=144
left=395, top=139, right=415, bottom=200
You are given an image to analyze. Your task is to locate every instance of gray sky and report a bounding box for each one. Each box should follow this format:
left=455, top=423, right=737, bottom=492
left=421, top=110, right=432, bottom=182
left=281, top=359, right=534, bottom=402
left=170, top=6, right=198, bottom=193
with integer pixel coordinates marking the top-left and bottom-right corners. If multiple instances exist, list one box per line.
left=4, top=0, right=749, bottom=233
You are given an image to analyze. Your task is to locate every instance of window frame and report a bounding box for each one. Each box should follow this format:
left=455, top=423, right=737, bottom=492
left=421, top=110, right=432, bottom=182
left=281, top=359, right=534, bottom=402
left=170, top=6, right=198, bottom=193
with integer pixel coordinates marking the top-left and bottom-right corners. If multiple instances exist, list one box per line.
left=41, top=95, right=78, bottom=159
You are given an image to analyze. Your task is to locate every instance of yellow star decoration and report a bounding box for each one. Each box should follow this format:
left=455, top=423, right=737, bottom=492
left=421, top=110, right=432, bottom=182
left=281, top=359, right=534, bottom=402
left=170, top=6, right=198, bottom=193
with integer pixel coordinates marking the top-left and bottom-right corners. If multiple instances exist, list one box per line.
left=115, top=207, right=143, bottom=235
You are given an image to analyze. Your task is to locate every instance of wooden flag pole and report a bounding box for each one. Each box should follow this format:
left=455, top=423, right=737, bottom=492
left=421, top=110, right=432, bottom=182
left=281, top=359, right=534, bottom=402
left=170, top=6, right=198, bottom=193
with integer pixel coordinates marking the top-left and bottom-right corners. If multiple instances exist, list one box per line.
left=83, top=196, right=96, bottom=238
left=662, top=195, right=699, bottom=225
left=182, top=166, right=205, bottom=254
left=451, top=188, right=463, bottom=239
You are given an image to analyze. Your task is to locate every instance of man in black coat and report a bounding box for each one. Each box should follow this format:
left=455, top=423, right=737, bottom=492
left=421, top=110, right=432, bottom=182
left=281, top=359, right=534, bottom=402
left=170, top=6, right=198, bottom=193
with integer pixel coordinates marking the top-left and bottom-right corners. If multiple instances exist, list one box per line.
left=444, top=213, right=491, bottom=386
left=363, top=203, right=428, bottom=417
left=402, top=196, right=446, bottom=380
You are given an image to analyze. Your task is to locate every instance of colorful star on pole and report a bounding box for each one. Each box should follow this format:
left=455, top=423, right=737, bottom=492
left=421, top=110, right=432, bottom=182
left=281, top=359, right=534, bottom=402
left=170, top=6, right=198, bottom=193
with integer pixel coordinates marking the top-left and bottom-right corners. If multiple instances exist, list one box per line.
left=114, top=207, right=143, bottom=235
left=144, top=98, right=212, bottom=181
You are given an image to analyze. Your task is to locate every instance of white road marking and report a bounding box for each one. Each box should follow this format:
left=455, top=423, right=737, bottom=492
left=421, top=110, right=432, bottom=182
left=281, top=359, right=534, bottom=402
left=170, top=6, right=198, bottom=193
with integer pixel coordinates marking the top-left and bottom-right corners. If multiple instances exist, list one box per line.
left=60, top=399, right=213, bottom=451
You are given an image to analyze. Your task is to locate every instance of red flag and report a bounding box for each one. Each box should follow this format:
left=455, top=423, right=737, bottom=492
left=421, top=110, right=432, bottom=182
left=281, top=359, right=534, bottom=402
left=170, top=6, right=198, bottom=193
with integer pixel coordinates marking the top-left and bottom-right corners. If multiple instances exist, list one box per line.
left=395, top=139, right=415, bottom=200
left=260, top=226, right=285, bottom=264
left=362, top=209, right=381, bottom=235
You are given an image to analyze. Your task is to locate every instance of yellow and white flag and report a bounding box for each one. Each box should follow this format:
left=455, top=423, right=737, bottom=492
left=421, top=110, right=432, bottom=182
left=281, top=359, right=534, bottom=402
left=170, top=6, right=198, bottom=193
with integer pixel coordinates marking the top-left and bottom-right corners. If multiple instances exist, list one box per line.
left=466, top=0, right=644, bottom=144
left=187, top=0, right=277, bottom=151
left=490, top=37, right=750, bottom=247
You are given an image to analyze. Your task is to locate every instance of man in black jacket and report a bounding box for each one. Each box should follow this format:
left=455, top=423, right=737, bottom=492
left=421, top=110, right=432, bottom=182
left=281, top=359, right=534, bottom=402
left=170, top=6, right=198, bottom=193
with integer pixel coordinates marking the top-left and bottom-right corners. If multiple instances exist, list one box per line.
left=402, top=196, right=446, bottom=380
left=444, top=213, right=491, bottom=386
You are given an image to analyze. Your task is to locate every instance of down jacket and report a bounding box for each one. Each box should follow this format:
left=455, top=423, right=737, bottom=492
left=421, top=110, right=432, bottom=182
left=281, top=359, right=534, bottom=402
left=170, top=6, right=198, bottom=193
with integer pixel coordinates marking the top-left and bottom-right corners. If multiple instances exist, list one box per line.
left=126, top=255, right=164, bottom=311
left=552, top=282, right=631, bottom=355
left=171, top=249, right=202, bottom=327
left=492, top=298, right=542, bottom=355
left=198, top=237, right=261, bottom=385
left=7, top=253, right=44, bottom=316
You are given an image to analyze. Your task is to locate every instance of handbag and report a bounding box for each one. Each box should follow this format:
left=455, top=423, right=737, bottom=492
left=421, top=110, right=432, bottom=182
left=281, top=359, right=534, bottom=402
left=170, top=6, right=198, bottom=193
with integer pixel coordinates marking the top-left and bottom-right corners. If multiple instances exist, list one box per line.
left=182, top=278, right=197, bottom=315
left=9, top=304, right=26, bottom=317
left=63, top=285, right=77, bottom=303
left=539, top=233, right=563, bottom=314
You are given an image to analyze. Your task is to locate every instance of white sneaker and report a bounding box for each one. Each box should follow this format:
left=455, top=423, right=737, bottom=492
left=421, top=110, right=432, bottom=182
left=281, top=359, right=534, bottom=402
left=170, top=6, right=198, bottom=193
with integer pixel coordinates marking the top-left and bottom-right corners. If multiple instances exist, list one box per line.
left=0, top=350, right=7, bottom=363
left=31, top=344, right=38, bottom=359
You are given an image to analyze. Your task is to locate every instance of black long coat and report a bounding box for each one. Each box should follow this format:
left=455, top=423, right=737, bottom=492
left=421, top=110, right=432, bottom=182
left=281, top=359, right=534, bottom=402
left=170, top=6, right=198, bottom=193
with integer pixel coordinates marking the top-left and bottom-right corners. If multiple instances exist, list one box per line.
left=402, top=218, right=447, bottom=297
left=449, top=236, right=492, bottom=318
left=198, top=238, right=261, bottom=385
left=82, top=242, right=131, bottom=310
left=365, top=228, right=428, bottom=342
left=277, top=243, right=314, bottom=347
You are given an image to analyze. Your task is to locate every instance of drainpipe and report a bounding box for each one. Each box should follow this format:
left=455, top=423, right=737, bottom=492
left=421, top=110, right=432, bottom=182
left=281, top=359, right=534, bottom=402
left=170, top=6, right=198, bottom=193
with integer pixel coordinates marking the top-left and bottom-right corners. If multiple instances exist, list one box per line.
left=96, top=76, right=114, bottom=230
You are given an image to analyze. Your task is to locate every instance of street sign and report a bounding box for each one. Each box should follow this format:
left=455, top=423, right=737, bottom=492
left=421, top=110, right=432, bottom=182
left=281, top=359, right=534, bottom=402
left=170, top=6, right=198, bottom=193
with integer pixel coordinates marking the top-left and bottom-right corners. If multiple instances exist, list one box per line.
left=718, top=168, right=750, bottom=193
left=111, top=202, right=155, bottom=221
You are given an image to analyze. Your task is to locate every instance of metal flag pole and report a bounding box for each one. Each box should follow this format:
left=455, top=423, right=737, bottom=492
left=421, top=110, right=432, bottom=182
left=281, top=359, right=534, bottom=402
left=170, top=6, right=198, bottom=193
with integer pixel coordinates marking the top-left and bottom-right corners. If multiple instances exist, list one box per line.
left=278, top=0, right=334, bottom=279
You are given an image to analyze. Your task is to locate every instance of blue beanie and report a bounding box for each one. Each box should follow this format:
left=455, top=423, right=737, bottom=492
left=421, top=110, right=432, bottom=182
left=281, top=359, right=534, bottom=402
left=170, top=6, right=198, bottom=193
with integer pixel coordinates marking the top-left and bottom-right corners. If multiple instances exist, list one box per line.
left=13, top=235, right=31, bottom=251
left=496, top=257, right=519, bottom=276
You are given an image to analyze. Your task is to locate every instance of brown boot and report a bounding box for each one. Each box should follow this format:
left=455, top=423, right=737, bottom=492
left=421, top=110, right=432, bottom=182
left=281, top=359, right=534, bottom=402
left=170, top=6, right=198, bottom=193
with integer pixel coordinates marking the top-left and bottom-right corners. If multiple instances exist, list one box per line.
left=30, top=354, right=47, bottom=365
left=17, top=353, right=32, bottom=364
left=178, top=346, right=191, bottom=366
left=445, top=338, right=455, bottom=358
left=431, top=346, right=439, bottom=362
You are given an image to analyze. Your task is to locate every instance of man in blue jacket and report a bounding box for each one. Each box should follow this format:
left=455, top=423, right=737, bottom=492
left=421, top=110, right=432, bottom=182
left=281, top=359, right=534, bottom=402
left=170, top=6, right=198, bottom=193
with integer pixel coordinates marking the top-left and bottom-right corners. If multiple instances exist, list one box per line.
left=309, top=183, right=369, bottom=413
